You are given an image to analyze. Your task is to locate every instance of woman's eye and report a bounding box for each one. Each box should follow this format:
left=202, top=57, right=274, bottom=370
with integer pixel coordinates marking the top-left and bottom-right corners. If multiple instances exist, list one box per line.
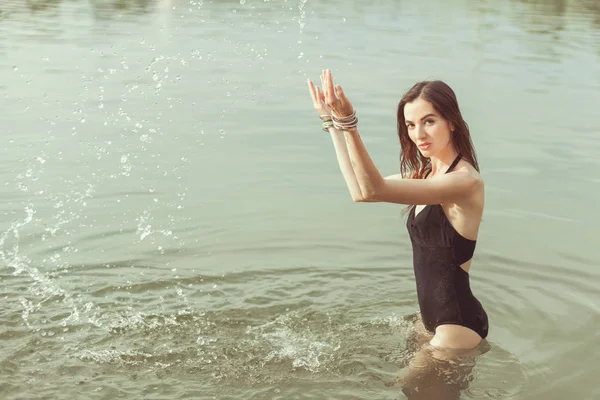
left=425, top=119, right=434, bottom=125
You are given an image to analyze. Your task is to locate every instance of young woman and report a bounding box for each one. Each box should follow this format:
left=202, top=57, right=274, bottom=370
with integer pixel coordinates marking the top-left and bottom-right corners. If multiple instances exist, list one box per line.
left=307, top=69, right=489, bottom=351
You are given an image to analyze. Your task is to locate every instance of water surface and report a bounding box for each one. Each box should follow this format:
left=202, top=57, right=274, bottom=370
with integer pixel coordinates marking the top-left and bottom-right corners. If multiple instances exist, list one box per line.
left=1, top=0, right=599, bottom=399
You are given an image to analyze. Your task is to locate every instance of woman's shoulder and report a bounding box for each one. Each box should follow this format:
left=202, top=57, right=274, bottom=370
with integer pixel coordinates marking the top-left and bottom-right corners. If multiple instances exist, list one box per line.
left=455, top=160, right=483, bottom=185
left=456, top=160, right=484, bottom=208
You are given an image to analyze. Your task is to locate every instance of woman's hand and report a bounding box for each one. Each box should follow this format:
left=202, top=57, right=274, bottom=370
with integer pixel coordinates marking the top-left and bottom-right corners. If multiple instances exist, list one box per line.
left=307, top=76, right=330, bottom=119
left=321, top=69, right=355, bottom=119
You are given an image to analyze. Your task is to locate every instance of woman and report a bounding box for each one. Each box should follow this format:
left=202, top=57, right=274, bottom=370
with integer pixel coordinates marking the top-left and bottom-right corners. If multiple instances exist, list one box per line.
left=307, top=69, right=489, bottom=351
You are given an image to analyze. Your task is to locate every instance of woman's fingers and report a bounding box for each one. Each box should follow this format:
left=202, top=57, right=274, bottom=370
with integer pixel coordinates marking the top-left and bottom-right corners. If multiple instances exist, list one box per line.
left=334, top=85, right=350, bottom=115
left=322, top=70, right=335, bottom=104
left=316, top=86, right=324, bottom=105
left=307, top=77, right=330, bottom=115
left=307, top=79, right=318, bottom=106
left=320, top=72, right=327, bottom=99
left=309, top=70, right=348, bottom=116
left=325, top=69, right=337, bottom=106
left=335, top=85, right=348, bottom=104
left=309, top=79, right=327, bottom=112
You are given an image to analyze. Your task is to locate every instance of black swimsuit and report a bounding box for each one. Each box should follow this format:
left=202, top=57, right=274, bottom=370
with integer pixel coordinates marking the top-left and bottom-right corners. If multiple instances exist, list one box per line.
left=406, top=154, right=489, bottom=339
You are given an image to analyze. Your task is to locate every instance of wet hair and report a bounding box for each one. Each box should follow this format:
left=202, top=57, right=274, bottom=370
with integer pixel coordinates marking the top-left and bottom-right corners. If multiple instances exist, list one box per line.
left=396, top=80, right=479, bottom=180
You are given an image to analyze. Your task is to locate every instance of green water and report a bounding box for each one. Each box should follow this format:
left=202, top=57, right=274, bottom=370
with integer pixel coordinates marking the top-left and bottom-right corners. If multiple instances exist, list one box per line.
left=1, top=0, right=599, bottom=399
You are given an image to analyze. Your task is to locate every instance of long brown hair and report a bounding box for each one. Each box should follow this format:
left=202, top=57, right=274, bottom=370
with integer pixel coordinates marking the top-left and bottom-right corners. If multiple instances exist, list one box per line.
left=396, top=80, right=479, bottom=180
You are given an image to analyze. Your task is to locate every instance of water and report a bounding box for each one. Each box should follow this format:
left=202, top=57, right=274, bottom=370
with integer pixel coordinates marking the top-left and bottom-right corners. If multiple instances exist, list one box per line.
left=1, top=0, right=599, bottom=398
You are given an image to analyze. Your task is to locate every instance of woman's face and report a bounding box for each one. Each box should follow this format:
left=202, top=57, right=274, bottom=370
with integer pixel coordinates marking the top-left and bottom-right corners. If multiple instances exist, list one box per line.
left=404, top=97, right=454, bottom=158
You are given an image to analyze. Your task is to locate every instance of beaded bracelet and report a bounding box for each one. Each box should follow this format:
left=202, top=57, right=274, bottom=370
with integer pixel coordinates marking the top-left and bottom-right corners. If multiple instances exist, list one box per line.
left=322, top=120, right=334, bottom=131
left=319, top=110, right=358, bottom=132
left=332, top=110, right=358, bottom=130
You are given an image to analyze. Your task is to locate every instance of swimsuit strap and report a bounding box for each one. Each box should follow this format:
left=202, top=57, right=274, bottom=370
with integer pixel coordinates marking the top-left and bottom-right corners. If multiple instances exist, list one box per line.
left=423, top=154, right=462, bottom=179
left=445, top=153, right=462, bottom=174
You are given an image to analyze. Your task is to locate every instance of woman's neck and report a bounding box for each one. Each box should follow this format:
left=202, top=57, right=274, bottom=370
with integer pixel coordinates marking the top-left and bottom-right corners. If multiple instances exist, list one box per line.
left=429, top=145, right=459, bottom=176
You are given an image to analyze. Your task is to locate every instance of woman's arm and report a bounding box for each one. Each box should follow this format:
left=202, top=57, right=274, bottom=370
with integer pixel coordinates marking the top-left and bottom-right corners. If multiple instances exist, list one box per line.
left=327, top=126, right=367, bottom=202
left=327, top=126, right=384, bottom=202
left=343, top=127, right=481, bottom=205
left=307, top=77, right=374, bottom=202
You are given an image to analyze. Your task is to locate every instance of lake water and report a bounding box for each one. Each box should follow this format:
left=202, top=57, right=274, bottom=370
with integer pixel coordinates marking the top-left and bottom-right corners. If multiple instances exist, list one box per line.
left=1, top=0, right=599, bottom=399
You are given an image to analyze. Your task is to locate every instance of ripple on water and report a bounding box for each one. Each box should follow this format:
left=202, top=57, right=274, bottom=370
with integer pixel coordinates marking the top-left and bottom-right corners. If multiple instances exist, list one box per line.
left=59, top=304, right=526, bottom=400
left=2, top=243, right=595, bottom=399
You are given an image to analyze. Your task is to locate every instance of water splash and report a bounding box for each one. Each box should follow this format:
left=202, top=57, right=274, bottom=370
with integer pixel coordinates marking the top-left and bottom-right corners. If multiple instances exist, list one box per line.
left=0, top=205, right=92, bottom=328
left=292, top=0, right=308, bottom=66
left=297, top=0, right=308, bottom=33
left=246, top=312, right=341, bottom=373
left=76, top=349, right=155, bottom=366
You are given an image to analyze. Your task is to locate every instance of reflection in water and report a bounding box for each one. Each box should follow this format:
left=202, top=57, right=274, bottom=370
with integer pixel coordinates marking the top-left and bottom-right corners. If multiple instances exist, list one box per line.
left=2, top=0, right=598, bottom=37
left=515, top=0, right=567, bottom=16
left=531, top=2, right=566, bottom=31
left=0, top=0, right=156, bottom=19
left=510, top=0, right=600, bottom=26
left=386, top=316, right=490, bottom=400
left=480, top=0, right=600, bottom=61
left=398, top=349, right=480, bottom=400
left=510, top=0, right=567, bottom=38
left=89, top=0, right=154, bottom=13
left=23, top=0, right=61, bottom=12
left=514, top=0, right=600, bottom=20
left=89, top=0, right=155, bottom=21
